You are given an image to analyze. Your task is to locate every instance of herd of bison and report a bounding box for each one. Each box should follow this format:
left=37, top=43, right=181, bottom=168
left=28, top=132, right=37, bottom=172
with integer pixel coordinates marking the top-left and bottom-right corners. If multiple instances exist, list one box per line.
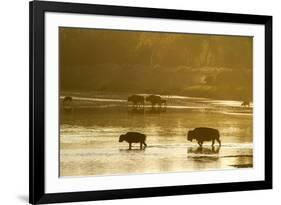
left=63, top=94, right=168, bottom=113
left=62, top=94, right=224, bottom=150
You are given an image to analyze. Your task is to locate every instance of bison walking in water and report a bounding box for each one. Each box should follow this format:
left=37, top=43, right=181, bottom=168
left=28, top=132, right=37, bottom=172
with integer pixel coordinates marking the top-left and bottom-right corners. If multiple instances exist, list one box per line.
left=128, top=95, right=145, bottom=108
left=187, top=127, right=221, bottom=147
left=62, top=96, right=72, bottom=106
left=241, top=101, right=250, bottom=107
left=119, top=132, right=147, bottom=150
left=145, top=95, right=166, bottom=108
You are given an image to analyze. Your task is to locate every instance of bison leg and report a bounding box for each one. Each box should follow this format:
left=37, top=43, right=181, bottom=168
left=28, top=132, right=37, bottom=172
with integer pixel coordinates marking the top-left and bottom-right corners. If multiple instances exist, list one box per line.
left=212, top=139, right=215, bottom=147
left=197, top=141, right=203, bottom=147
left=140, top=142, right=143, bottom=150
left=143, top=141, right=147, bottom=148
left=217, top=139, right=221, bottom=146
left=129, top=143, right=132, bottom=150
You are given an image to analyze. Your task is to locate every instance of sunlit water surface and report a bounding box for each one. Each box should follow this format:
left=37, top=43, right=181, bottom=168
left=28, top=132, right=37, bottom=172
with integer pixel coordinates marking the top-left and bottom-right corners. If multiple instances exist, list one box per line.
left=60, top=94, right=253, bottom=177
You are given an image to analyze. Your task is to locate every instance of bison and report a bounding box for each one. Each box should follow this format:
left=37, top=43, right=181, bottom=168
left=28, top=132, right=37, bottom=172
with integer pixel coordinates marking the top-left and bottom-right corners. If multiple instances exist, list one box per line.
left=187, top=127, right=221, bottom=147
left=119, top=132, right=147, bottom=150
left=62, top=96, right=72, bottom=105
left=145, top=95, right=166, bottom=108
left=241, top=101, right=250, bottom=107
left=128, top=95, right=145, bottom=108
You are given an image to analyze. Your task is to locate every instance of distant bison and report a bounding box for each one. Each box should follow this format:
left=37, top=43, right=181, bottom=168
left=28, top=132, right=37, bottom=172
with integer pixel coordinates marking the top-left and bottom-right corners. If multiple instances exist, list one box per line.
left=146, top=95, right=166, bottom=108
left=241, top=101, right=250, bottom=107
left=63, top=96, right=72, bottom=105
left=187, top=127, right=221, bottom=147
left=119, top=132, right=147, bottom=150
left=128, top=95, right=145, bottom=108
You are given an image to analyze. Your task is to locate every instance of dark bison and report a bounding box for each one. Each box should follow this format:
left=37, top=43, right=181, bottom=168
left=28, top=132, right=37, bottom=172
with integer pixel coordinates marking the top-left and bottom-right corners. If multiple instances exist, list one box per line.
left=128, top=95, right=145, bottom=108
left=187, top=127, right=221, bottom=147
left=241, top=101, right=250, bottom=107
left=145, top=95, right=166, bottom=107
left=63, top=96, right=72, bottom=103
left=62, top=96, right=72, bottom=107
left=119, top=132, right=147, bottom=150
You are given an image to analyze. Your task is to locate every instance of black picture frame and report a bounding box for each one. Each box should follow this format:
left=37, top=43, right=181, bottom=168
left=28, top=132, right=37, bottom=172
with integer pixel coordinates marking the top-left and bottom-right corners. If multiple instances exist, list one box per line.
left=29, top=1, right=272, bottom=204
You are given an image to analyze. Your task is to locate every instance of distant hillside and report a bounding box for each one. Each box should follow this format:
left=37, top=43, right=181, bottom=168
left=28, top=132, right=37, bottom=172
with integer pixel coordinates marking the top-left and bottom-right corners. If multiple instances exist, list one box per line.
left=60, top=28, right=252, bottom=101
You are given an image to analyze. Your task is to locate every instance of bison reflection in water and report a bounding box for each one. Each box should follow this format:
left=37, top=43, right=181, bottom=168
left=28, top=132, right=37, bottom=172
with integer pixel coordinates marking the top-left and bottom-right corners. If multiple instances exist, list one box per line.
left=187, top=127, right=221, bottom=147
left=119, top=132, right=147, bottom=150
left=187, top=146, right=220, bottom=162
left=188, top=146, right=220, bottom=155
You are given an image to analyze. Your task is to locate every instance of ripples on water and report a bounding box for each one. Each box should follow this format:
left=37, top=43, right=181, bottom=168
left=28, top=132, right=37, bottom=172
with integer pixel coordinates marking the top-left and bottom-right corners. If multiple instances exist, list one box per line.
left=60, top=94, right=253, bottom=177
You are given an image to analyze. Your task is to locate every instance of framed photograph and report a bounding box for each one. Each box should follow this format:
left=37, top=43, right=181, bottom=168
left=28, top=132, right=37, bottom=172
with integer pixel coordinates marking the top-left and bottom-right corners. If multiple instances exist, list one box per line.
left=29, top=1, right=272, bottom=204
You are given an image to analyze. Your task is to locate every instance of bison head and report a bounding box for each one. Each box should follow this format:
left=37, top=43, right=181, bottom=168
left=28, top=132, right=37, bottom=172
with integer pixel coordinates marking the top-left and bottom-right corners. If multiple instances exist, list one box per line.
left=187, top=130, right=195, bottom=141
left=119, top=134, right=125, bottom=142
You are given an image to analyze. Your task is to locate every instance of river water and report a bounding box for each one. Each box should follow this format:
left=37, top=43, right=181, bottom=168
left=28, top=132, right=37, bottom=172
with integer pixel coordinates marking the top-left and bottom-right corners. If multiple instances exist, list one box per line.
left=60, top=94, right=253, bottom=177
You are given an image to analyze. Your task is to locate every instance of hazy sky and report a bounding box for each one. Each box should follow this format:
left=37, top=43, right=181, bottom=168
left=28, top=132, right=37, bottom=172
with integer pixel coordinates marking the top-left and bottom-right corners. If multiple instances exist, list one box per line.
left=59, top=27, right=253, bottom=100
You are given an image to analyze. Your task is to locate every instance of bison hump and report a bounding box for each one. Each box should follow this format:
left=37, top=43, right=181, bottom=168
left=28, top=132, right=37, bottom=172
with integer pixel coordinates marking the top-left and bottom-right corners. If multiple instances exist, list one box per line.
left=195, top=127, right=218, bottom=132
